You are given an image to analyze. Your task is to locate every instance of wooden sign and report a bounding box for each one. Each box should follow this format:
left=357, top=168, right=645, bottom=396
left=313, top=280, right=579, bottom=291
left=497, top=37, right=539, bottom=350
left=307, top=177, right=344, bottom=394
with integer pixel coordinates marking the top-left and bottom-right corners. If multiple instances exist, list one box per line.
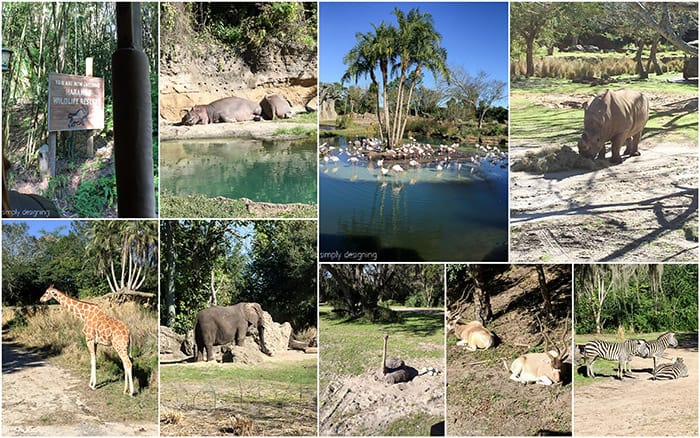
left=48, top=73, right=104, bottom=132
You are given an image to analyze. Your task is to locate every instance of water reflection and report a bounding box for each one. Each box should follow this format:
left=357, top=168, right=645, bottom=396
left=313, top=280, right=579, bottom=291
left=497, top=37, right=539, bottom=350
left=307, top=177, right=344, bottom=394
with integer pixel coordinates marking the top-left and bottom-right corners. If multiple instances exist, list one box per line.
left=319, top=136, right=508, bottom=262
left=161, top=138, right=317, bottom=204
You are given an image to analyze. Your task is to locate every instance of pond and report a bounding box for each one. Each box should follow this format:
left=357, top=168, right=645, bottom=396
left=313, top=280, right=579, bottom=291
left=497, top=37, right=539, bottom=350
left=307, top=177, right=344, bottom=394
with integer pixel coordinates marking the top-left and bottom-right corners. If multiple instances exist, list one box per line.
left=160, top=137, right=317, bottom=205
left=319, top=137, right=508, bottom=262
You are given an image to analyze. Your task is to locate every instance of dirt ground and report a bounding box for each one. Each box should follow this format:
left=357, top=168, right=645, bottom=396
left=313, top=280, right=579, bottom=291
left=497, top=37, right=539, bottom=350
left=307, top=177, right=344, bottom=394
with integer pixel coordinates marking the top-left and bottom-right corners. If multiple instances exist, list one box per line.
left=2, top=338, right=157, bottom=436
left=574, top=336, right=698, bottom=436
left=319, top=357, right=445, bottom=436
left=447, top=265, right=572, bottom=436
left=160, top=350, right=317, bottom=437
left=159, top=118, right=315, bottom=141
left=510, top=93, right=698, bottom=262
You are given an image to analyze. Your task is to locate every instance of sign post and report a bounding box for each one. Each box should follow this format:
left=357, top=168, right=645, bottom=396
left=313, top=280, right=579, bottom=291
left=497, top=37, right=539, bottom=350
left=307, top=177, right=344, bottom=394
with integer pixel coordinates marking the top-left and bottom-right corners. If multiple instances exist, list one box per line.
left=47, top=72, right=104, bottom=176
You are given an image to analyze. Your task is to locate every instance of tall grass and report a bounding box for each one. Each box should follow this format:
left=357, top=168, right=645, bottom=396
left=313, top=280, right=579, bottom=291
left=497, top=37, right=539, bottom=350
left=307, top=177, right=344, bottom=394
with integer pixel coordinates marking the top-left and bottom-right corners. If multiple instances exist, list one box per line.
left=511, top=55, right=684, bottom=80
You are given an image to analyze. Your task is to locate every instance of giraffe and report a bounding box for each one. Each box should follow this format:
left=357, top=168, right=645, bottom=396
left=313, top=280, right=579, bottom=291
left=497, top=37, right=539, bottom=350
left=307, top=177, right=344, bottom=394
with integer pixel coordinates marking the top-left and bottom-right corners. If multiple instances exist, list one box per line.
left=39, top=285, right=134, bottom=396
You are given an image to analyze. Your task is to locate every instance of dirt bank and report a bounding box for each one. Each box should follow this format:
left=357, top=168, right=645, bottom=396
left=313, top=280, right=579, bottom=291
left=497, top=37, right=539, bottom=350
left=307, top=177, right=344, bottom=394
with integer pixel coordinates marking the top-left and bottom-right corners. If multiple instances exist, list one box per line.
left=160, top=119, right=315, bottom=141
left=319, top=358, right=445, bottom=436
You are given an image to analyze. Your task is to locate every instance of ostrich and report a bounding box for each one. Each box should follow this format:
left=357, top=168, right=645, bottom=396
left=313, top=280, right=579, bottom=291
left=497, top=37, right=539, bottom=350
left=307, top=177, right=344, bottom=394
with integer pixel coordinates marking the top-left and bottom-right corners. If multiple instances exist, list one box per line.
left=381, top=333, right=413, bottom=384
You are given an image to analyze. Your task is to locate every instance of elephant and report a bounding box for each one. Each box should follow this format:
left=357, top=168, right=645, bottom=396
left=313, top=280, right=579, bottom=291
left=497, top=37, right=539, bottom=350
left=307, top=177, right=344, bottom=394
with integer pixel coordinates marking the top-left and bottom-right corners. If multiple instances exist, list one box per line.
left=193, top=302, right=271, bottom=362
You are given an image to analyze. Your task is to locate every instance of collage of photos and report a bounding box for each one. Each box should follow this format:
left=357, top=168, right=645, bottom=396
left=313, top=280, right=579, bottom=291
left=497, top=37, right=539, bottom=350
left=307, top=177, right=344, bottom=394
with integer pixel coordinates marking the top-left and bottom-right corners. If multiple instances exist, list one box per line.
left=0, top=1, right=698, bottom=438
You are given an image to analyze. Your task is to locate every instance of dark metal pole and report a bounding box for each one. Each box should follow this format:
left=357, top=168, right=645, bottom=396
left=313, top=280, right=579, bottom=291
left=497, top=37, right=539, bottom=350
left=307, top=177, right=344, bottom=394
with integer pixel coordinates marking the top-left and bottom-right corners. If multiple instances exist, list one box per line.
left=112, top=2, right=155, bottom=218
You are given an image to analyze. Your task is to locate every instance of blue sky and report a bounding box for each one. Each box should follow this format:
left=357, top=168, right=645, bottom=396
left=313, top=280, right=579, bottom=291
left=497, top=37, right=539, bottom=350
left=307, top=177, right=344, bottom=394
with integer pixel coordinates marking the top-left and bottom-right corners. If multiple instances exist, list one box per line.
left=5, top=219, right=72, bottom=237
left=320, top=2, right=509, bottom=106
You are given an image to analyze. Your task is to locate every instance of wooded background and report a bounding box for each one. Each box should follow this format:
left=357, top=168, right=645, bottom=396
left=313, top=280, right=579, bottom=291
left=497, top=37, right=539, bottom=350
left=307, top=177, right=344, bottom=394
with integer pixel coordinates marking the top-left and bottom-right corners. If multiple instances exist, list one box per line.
left=2, top=2, right=158, bottom=165
left=2, top=220, right=158, bottom=305
left=510, top=2, right=697, bottom=79
left=320, top=264, right=444, bottom=320
left=574, top=264, right=697, bottom=334
left=160, top=220, right=317, bottom=335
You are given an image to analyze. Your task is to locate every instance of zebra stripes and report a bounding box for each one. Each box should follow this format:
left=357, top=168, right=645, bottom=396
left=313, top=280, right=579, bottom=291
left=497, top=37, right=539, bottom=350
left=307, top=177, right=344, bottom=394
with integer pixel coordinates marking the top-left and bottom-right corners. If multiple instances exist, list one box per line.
left=646, top=332, right=679, bottom=371
left=583, top=339, right=650, bottom=379
left=651, top=357, right=688, bottom=380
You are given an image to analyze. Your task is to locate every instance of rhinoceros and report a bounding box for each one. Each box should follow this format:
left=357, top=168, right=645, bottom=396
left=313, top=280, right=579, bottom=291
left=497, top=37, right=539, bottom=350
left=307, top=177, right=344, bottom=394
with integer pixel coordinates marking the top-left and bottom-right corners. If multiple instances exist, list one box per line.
left=180, top=97, right=262, bottom=125
left=577, top=89, right=649, bottom=164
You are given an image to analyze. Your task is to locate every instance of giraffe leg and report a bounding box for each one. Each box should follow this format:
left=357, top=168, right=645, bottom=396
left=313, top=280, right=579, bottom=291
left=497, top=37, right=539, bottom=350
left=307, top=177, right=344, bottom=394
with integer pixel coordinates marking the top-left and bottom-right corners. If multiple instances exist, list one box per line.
left=88, top=341, right=97, bottom=390
left=116, top=347, right=134, bottom=396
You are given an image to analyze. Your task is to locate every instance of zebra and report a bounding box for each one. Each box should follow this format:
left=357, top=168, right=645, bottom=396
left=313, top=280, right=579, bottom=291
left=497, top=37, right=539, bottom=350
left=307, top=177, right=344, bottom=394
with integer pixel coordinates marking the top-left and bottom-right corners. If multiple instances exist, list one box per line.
left=583, top=338, right=650, bottom=379
left=646, top=332, right=678, bottom=373
left=650, top=357, right=688, bottom=380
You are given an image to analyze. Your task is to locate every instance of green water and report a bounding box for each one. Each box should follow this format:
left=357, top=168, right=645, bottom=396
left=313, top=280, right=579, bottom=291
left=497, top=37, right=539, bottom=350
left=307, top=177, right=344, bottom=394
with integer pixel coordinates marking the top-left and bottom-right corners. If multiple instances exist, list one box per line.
left=160, top=138, right=317, bottom=204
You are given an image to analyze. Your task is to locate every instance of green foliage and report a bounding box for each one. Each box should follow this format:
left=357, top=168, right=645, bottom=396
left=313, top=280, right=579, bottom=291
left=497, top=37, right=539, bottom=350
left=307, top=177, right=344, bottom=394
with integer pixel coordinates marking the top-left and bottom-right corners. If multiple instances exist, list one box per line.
left=160, top=191, right=317, bottom=219
left=1, top=2, right=158, bottom=161
left=73, top=175, right=117, bottom=218
left=245, top=221, right=317, bottom=330
left=160, top=220, right=317, bottom=334
left=574, top=264, right=697, bottom=334
left=321, top=264, right=444, bottom=317
left=271, top=126, right=315, bottom=138
left=335, top=114, right=354, bottom=130
left=191, top=2, right=317, bottom=70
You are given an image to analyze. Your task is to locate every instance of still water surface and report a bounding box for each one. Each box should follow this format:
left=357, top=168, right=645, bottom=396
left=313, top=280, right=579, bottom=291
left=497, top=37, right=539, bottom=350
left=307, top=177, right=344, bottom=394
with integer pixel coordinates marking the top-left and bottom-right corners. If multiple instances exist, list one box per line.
left=161, top=138, right=317, bottom=204
left=320, top=137, right=508, bottom=262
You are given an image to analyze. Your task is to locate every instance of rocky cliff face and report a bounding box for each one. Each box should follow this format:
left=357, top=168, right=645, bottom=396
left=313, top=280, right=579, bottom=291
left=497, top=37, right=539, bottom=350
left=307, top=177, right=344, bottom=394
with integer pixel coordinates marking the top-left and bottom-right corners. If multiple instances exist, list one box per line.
left=159, top=9, right=317, bottom=122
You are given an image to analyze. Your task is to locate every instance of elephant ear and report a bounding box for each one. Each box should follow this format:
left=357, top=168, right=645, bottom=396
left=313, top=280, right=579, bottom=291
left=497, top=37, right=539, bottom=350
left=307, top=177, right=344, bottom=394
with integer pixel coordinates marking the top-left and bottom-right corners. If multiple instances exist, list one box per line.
left=243, top=302, right=265, bottom=323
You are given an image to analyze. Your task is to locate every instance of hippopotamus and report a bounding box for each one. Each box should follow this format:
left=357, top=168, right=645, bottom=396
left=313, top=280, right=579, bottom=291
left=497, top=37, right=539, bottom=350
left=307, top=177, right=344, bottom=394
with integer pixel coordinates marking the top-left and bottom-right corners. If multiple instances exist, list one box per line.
left=260, top=94, right=293, bottom=120
left=577, top=89, right=649, bottom=164
left=180, top=97, right=262, bottom=125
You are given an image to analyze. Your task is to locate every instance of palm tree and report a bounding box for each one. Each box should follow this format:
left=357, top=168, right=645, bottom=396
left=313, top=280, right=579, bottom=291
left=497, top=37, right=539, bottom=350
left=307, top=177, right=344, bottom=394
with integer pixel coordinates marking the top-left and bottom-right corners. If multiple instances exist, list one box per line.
left=341, top=9, right=447, bottom=150
left=342, top=23, right=397, bottom=146
left=391, top=8, right=448, bottom=147
left=86, top=221, right=158, bottom=294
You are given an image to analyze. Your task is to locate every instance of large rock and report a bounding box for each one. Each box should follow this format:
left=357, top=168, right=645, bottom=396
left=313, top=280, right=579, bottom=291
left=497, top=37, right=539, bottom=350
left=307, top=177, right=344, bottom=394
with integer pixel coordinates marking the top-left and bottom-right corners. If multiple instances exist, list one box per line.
left=319, top=99, right=337, bottom=121
left=159, top=325, right=190, bottom=362
left=254, top=311, right=293, bottom=354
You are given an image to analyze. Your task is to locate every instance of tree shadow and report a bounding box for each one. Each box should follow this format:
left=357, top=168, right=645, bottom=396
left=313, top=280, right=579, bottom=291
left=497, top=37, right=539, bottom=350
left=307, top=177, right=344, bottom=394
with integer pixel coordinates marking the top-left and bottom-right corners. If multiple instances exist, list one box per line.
left=1, top=340, right=57, bottom=374
left=513, top=183, right=698, bottom=261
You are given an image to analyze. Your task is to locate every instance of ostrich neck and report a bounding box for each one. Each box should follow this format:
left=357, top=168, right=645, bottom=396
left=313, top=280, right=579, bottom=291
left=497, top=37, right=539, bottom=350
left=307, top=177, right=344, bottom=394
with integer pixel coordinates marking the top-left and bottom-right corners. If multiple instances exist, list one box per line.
left=382, top=337, right=388, bottom=375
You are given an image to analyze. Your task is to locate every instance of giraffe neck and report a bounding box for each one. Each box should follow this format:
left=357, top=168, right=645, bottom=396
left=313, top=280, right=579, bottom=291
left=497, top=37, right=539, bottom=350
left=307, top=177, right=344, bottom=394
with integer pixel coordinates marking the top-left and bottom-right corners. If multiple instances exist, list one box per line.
left=52, top=290, right=94, bottom=321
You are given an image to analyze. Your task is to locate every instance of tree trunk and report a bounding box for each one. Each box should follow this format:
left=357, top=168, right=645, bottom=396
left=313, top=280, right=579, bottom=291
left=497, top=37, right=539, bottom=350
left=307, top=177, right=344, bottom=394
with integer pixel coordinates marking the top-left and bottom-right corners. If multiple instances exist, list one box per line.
left=164, top=221, right=176, bottom=327
left=635, top=39, right=648, bottom=79
left=536, top=265, right=553, bottom=318
left=525, top=36, right=535, bottom=78
left=209, top=268, right=218, bottom=306
left=646, top=37, right=663, bottom=76
left=470, top=267, right=492, bottom=324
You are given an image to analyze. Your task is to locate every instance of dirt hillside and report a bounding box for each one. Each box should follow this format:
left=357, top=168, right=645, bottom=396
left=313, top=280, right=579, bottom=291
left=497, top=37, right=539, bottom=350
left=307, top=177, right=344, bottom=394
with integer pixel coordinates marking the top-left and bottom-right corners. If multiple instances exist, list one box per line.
left=447, top=265, right=572, bottom=436
left=159, top=6, right=316, bottom=124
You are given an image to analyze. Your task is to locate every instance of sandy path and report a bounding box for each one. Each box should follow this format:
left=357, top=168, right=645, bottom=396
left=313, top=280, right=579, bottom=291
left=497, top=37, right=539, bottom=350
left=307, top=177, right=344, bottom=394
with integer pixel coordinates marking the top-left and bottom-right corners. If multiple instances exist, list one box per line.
left=574, top=347, right=698, bottom=436
left=510, top=142, right=698, bottom=262
left=2, top=339, right=157, bottom=436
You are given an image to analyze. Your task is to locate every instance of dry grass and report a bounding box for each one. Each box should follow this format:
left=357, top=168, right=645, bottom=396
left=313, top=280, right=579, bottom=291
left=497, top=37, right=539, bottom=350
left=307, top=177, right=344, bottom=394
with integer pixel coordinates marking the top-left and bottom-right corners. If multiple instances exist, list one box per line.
left=511, top=55, right=684, bottom=80
left=511, top=145, right=610, bottom=173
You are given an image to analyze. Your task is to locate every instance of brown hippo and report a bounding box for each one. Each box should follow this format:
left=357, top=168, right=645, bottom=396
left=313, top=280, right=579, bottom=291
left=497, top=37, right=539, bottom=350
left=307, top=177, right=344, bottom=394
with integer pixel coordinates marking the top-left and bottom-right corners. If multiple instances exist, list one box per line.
left=577, top=89, right=649, bottom=164
left=180, top=97, right=262, bottom=125
left=260, top=94, right=293, bottom=120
